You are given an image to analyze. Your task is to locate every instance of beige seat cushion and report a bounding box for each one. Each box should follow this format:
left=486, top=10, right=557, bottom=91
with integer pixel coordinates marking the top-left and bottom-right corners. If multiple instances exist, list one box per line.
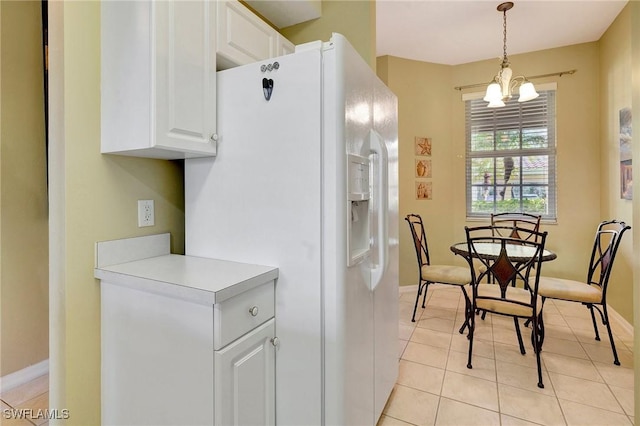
left=536, top=276, right=603, bottom=304
left=422, top=264, right=471, bottom=286
left=465, top=284, right=542, bottom=317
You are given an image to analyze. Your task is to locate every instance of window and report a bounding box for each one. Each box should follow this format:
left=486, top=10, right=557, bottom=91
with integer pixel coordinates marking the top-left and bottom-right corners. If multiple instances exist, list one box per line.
left=465, top=89, right=556, bottom=220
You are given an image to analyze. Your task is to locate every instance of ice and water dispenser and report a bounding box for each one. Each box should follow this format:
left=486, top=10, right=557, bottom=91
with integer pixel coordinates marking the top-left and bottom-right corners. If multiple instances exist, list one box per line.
left=347, top=154, right=371, bottom=266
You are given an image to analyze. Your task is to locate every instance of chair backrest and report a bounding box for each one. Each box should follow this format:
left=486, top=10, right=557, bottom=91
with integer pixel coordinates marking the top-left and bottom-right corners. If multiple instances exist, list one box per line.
left=465, top=225, right=548, bottom=306
left=405, top=214, right=431, bottom=268
left=491, top=212, right=542, bottom=242
left=587, top=220, right=631, bottom=297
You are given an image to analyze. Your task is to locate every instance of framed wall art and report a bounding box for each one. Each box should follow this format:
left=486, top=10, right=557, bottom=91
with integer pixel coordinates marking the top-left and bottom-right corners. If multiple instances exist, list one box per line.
left=619, top=107, right=632, bottom=200
left=415, top=137, right=432, bottom=156
left=415, top=159, right=432, bottom=178
left=416, top=181, right=432, bottom=200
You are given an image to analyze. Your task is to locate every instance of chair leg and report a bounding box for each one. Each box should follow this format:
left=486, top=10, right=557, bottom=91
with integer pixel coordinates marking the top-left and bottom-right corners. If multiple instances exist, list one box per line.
left=530, top=313, right=545, bottom=353
left=524, top=297, right=545, bottom=329
left=514, top=317, right=526, bottom=355
left=587, top=304, right=601, bottom=341
left=467, top=305, right=476, bottom=369
left=411, top=281, right=429, bottom=322
left=421, top=281, right=429, bottom=308
left=411, top=282, right=423, bottom=322
left=459, top=287, right=472, bottom=335
left=532, top=316, right=545, bottom=389
left=602, top=304, right=621, bottom=366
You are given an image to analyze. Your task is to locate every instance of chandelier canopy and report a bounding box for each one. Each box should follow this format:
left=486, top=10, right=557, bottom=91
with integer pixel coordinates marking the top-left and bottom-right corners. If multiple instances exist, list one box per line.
left=484, top=2, right=539, bottom=108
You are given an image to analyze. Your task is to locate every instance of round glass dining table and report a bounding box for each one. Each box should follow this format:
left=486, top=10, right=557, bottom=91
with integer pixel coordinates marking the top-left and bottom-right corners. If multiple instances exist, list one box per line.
left=450, top=242, right=557, bottom=263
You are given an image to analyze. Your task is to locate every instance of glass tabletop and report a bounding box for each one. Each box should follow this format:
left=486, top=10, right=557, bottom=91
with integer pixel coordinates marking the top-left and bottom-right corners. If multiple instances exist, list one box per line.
left=450, top=242, right=557, bottom=262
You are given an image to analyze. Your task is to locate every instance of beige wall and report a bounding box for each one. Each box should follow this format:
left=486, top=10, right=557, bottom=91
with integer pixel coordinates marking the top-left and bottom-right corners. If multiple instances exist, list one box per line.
left=380, top=38, right=637, bottom=325
left=281, top=0, right=376, bottom=69
left=599, top=5, right=634, bottom=323
left=49, top=2, right=185, bottom=422
left=630, top=2, right=640, bottom=421
left=376, top=56, right=457, bottom=285
left=0, top=1, right=49, bottom=377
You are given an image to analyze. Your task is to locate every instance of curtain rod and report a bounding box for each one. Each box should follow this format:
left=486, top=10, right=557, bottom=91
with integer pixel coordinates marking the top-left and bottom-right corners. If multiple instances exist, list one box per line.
left=453, top=69, right=577, bottom=91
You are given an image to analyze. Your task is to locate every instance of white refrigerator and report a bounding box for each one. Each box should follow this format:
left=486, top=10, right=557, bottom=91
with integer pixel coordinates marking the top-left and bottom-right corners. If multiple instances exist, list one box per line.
left=185, top=33, right=399, bottom=425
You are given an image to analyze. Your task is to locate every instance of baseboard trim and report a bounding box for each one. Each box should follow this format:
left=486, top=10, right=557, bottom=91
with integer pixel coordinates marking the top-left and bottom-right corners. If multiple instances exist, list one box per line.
left=399, top=285, right=417, bottom=294
left=0, top=359, right=49, bottom=392
left=400, top=286, right=634, bottom=335
left=607, top=304, right=634, bottom=336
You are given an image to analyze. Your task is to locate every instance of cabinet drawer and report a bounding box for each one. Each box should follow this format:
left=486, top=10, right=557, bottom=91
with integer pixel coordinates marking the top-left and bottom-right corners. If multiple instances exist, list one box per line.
left=213, top=281, right=275, bottom=349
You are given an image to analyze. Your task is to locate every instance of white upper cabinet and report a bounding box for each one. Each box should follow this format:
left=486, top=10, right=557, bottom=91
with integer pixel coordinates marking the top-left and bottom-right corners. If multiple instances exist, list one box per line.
left=277, top=34, right=296, bottom=57
left=216, top=0, right=294, bottom=70
left=101, top=1, right=217, bottom=159
left=101, top=0, right=294, bottom=159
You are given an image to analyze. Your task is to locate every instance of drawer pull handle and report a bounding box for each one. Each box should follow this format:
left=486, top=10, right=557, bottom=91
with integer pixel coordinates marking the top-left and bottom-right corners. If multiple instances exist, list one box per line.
left=271, top=337, right=280, bottom=347
left=249, top=306, right=259, bottom=316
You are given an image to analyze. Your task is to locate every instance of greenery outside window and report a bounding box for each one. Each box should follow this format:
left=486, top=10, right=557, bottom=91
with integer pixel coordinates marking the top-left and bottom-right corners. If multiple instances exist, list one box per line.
left=465, top=89, right=557, bottom=220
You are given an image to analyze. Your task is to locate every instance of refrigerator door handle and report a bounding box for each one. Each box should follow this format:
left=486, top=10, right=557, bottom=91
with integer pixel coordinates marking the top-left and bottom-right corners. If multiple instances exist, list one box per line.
left=369, top=129, right=389, bottom=291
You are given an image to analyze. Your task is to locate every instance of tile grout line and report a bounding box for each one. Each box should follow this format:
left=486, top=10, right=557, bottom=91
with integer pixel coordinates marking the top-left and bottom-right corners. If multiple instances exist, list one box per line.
left=551, top=302, right=572, bottom=425
left=0, top=397, right=39, bottom=426
left=554, top=300, right=628, bottom=423
left=434, top=292, right=462, bottom=425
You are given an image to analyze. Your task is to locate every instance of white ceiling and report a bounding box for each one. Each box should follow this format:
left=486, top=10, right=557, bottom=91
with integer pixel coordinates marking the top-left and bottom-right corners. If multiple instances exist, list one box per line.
left=376, top=0, right=628, bottom=66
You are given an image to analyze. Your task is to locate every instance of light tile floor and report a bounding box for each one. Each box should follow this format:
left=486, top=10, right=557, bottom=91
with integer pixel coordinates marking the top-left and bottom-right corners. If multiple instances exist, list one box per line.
left=0, top=374, right=49, bottom=426
left=379, top=284, right=635, bottom=426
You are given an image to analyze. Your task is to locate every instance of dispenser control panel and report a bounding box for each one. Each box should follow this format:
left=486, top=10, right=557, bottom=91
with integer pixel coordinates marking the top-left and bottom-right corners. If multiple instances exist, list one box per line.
left=347, top=154, right=370, bottom=201
left=347, top=153, right=370, bottom=266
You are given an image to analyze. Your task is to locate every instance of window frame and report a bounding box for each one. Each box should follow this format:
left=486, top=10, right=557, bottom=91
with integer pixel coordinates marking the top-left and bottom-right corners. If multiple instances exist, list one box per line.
left=464, top=84, right=557, bottom=221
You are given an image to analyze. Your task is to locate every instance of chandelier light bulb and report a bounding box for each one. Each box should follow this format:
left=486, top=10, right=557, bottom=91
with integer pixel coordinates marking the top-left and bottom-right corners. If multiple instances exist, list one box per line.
left=518, top=81, right=539, bottom=102
left=484, top=82, right=502, bottom=102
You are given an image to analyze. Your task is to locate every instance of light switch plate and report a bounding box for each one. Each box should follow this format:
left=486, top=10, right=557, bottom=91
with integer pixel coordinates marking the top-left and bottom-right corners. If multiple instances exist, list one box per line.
left=138, top=200, right=155, bottom=227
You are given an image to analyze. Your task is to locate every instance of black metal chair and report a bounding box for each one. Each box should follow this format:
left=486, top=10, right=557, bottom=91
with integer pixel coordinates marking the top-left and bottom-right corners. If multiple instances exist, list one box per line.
left=537, top=220, right=630, bottom=365
left=405, top=214, right=471, bottom=333
left=491, top=212, right=542, bottom=242
left=464, top=225, right=548, bottom=388
left=477, top=213, right=542, bottom=318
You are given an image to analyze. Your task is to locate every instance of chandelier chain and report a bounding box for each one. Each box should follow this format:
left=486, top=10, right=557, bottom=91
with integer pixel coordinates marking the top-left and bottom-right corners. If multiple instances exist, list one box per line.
left=502, top=8, right=508, bottom=65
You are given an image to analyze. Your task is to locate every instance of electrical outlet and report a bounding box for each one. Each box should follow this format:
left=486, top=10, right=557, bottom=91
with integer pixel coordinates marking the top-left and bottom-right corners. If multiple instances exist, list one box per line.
left=138, top=200, right=155, bottom=227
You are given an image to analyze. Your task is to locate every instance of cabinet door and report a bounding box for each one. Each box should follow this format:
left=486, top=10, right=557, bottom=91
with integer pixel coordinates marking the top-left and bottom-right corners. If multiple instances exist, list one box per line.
left=216, top=0, right=277, bottom=68
left=215, top=319, right=275, bottom=426
left=277, top=34, right=295, bottom=56
left=154, top=0, right=217, bottom=156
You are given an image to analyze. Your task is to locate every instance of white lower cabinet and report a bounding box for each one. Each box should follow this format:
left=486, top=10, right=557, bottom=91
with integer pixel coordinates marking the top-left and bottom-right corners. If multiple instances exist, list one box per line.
left=95, top=240, right=278, bottom=426
left=215, top=319, right=276, bottom=426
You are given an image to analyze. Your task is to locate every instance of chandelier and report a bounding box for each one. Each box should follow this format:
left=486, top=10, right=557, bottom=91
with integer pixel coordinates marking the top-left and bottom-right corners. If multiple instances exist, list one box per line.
left=484, top=2, right=538, bottom=108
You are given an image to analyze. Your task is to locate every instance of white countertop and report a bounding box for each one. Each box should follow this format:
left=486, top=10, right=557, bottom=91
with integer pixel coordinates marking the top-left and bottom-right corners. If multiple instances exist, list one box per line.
left=94, top=234, right=278, bottom=305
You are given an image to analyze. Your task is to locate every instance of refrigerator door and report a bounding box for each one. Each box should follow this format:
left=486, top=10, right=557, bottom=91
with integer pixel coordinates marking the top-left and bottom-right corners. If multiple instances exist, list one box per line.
left=323, top=34, right=396, bottom=426
left=186, top=33, right=398, bottom=426
left=372, top=78, right=399, bottom=421
left=185, top=49, right=324, bottom=425
left=321, top=34, right=373, bottom=426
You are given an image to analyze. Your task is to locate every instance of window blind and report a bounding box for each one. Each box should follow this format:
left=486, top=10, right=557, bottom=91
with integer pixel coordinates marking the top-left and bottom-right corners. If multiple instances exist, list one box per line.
left=465, top=90, right=557, bottom=220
